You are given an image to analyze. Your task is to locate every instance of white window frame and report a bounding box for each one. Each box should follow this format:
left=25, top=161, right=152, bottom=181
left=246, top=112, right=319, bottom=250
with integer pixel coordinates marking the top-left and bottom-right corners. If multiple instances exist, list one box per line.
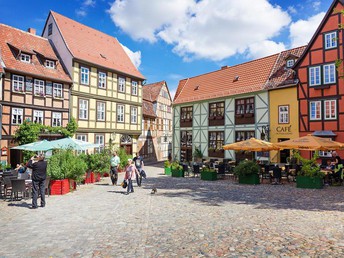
left=97, top=102, right=106, bottom=121
left=278, top=105, right=289, bottom=124
left=309, top=66, right=321, bottom=86
left=286, top=59, right=294, bottom=68
left=45, top=60, right=55, bottom=69
left=324, top=100, right=336, bottom=120
left=12, top=108, right=23, bottom=125
left=323, top=63, right=336, bottom=84
left=34, top=79, right=45, bottom=96
left=131, top=106, right=137, bottom=124
left=325, top=31, right=337, bottom=49
left=79, top=99, right=89, bottom=120
left=95, top=135, right=105, bottom=153
left=131, top=81, right=138, bottom=95
left=98, top=71, right=106, bottom=88
left=80, top=66, right=89, bottom=85
left=12, top=74, right=25, bottom=92
left=310, top=101, right=321, bottom=120
left=33, top=110, right=44, bottom=124
left=118, top=77, right=125, bottom=92
left=117, top=104, right=124, bottom=122
left=76, top=134, right=87, bottom=154
left=20, top=53, right=30, bottom=63
left=53, top=83, right=63, bottom=98
left=52, top=112, right=62, bottom=127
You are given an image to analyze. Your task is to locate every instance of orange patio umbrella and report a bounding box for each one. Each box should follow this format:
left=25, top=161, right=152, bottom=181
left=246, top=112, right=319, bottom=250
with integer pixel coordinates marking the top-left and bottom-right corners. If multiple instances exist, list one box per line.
left=274, top=135, right=344, bottom=151
left=223, top=137, right=279, bottom=152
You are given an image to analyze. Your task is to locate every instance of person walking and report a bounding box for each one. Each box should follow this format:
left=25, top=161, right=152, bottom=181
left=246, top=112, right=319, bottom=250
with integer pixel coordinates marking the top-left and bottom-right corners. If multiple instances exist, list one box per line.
left=124, top=159, right=138, bottom=195
left=133, top=152, right=144, bottom=186
left=27, top=154, right=47, bottom=209
left=110, top=151, right=120, bottom=185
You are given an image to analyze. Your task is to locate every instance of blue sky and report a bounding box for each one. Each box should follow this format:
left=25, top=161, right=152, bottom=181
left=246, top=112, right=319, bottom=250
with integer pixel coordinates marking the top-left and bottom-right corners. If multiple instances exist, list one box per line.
left=0, top=0, right=334, bottom=98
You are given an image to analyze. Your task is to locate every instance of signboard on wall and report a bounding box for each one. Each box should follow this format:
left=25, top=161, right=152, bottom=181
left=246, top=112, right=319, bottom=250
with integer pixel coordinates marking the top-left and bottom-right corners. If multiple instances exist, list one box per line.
left=25, top=78, right=33, bottom=92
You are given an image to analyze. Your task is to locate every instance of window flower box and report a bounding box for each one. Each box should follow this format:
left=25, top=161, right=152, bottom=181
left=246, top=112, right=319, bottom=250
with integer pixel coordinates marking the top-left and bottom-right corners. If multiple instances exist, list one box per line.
left=208, top=116, right=215, bottom=120
left=244, top=113, right=254, bottom=118
left=235, top=114, right=243, bottom=118
left=215, top=116, right=224, bottom=120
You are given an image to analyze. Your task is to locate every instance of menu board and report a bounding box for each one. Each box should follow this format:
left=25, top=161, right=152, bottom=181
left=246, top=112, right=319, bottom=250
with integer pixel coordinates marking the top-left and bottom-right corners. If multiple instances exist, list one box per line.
left=25, top=78, right=33, bottom=92
left=46, top=82, right=52, bottom=95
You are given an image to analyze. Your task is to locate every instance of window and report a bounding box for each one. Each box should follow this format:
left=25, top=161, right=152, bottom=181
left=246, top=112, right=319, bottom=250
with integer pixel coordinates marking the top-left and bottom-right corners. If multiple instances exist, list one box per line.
left=33, top=110, right=43, bottom=124
left=181, top=106, right=193, bottom=121
left=12, top=108, right=23, bottom=124
left=325, top=32, right=337, bottom=49
left=117, top=104, right=124, bottom=122
left=286, top=59, right=294, bottom=68
left=118, top=77, right=126, bottom=92
left=278, top=105, right=289, bottom=124
left=76, top=134, right=87, bottom=154
left=98, top=71, right=106, bottom=88
left=20, top=53, right=30, bottom=63
left=236, top=131, right=255, bottom=142
left=34, top=79, right=45, bottom=96
left=48, top=23, right=53, bottom=36
left=95, top=135, right=104, bottom=153
left=235, top=97, right=254, bottom=115
left=324, top=100, right=336, bottom=119
left=209, top=102, right=224, bottom=117
left=12, top=74, right=25, bottom=92
left=53, top=83, right=63, bottom=98
left=79, top=99, right=88, bottom=120
left=130, top=106, right=138, bottom=124
left=131, top=81, right=138, bottom=95
left=52, top=112, right=62, bottom=127
left=45, top=60, right=55, bottom=69
left=310, top=101, right=321, bottom=120
left=96, top=102, right=106, bottom=121
left=209, top=131, right=224, bottom=150
left=309, top=66, right=321, bottom=86
left=80, top=66, right=89, bottom=85
left=323, top=64, right=336, bottom=84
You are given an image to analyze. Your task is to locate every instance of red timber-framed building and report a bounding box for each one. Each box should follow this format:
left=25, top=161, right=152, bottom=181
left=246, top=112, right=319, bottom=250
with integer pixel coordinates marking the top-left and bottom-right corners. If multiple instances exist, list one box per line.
left=294, top=0, right=344, bottom=159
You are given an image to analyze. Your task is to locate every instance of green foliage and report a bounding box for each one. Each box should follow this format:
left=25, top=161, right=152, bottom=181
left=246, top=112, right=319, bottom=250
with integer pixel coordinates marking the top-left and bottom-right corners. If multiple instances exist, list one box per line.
left=202, top=167, right=216, bottom=173
left=234, top=160, right=260, bottom=176
left=80, top=149, right=112, bottom=175
left=293, top=152, right=324, bottom=179
left=193, top=148, right=203, bottom=159
left=116, top=147, right=131, bottom=170
left=171, top=160, right=182, bottom=171
left=164, top=160, right=171, bottom=168
left=65, top=117, right=78, bottom=137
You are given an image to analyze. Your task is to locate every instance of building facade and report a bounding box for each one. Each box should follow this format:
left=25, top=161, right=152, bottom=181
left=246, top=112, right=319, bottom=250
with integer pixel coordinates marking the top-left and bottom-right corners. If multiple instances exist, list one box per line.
left=0, top=24, right=72, bottom=166
left=42, top=11, right=145, bottom=154
left=138, top=81, right=173, bottom=162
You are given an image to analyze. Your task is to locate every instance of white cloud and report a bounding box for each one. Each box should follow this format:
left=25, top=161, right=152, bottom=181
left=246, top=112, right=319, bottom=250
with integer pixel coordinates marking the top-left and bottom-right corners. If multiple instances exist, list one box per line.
left=287, top=6, right=297, bottom=15
left=312, top=1, right=321, bottom=11
left=247, top=40, right=286, bottom=59
left=121, top=44, right=141, bottom=68
left=289, top=12, right=325, bottom=47
left=76, top=10, right=87, bottom=17
left=84, top=0, right=96, bottom=7
left=108, top=0, right=291, bottom=61
left=76, top=0, right=96, bottom=17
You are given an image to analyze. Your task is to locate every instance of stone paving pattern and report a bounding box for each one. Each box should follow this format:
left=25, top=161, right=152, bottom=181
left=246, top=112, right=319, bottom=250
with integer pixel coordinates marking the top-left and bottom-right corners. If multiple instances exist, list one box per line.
left=1, top=164, right=344, bottom=257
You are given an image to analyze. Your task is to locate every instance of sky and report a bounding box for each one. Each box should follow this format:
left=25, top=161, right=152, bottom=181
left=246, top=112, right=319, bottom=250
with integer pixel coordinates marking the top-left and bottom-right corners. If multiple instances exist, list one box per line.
left=0, top=0, right=334, bottom=99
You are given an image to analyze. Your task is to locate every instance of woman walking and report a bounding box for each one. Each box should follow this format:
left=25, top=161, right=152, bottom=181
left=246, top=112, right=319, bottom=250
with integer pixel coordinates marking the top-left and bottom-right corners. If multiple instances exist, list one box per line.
left=124, top=159, right=138, bottom=195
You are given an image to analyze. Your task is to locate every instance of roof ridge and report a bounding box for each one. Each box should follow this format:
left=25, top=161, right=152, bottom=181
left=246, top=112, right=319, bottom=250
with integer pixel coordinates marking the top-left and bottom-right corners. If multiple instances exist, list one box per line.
left=0, top=23, right=48, bottom=41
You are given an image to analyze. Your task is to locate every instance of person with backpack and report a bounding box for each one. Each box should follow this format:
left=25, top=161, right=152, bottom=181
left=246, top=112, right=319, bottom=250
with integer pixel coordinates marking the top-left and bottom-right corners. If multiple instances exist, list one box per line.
left=133, top=152, right=144, bottom=186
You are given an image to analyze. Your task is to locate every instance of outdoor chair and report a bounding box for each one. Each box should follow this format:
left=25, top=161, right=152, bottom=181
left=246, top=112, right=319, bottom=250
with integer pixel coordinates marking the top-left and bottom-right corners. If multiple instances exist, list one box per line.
left=11, top=169, right=18, bottom=178
left=10, top=179, right=27, bottom=201
left=217, top=163, right=226, bottom=179
left=3, top=177, right=13, bottom=199
left=193, top=164, right=200, bottom=177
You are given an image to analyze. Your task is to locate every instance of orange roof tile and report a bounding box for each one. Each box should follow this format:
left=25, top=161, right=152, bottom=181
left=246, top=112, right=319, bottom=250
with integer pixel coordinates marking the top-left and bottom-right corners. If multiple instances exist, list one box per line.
left=0, top=24, right=71, bottom=83
left=50, top=11, right=144, bottom=80
left=173, top=54, right=279, bottom=104
left=143, top=81, right=166, bottom=101
left=142, top=100, right=156, bottom=118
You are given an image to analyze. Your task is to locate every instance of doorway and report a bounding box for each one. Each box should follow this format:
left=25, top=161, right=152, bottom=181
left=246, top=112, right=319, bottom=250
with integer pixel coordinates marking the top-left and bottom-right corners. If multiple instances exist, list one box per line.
left=278, top=138, right=290, bottom=163
left=120, top=135, right=133, bottom=155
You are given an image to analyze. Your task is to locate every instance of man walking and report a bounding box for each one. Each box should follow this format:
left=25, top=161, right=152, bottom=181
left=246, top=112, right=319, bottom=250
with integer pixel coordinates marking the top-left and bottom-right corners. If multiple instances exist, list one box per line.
left=133, top=152, right=144, bottom=186
left=27, top=154, right=47, bottom=209
left=110, top=151, right=120, bottom=185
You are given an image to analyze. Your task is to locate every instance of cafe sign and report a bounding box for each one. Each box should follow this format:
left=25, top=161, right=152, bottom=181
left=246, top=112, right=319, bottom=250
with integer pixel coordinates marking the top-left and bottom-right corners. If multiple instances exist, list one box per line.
left=275, top=125, right=292, bottom=134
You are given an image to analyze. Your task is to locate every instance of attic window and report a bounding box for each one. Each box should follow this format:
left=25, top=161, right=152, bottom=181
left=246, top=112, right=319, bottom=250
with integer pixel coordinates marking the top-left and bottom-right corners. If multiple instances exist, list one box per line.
left=100, top=54, right=107, bottom=59
left=45, top=60, right=55, bottom=69
left=286, top=59, right=294, bottom=68
left=194, top=85, right=200, bottom=90
left=20, top=53, right=31, bottom=63
left=233, top=75, right=240, bottom=82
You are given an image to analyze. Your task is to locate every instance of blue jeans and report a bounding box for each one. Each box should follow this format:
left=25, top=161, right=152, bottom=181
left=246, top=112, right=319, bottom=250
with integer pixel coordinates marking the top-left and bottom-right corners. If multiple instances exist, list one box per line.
left=127, top=179, right=134, bottom=193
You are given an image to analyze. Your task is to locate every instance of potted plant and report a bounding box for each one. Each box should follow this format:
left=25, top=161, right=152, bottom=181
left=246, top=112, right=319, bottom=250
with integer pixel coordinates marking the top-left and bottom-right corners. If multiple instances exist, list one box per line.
left=65, top=153, right=87, bottom=190
left=47, top=150, right=70, bottom=195
left=294, top=152, right=324, bottom=189
left=164, top=160, right=172, bottom=175
left=201, top=166, right=217, bottom=181
left=193, top=147, right=203, bottom=163
left=234, top=160, right=260, bottom=184
left=171, top=161, right=184, bottom=177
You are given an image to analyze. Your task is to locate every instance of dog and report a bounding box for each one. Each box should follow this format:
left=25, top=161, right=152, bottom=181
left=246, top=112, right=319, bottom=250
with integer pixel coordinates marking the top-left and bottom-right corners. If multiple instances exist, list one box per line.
left=151, top=188, right=157, bottom=194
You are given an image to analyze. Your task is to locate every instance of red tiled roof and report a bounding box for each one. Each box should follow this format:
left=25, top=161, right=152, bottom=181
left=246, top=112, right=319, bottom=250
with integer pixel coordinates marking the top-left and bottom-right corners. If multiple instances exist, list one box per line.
left=143, top=80, right=165, bottom=101
left=142, top=100, right=156, bottom=118
left=173, top=54, right=279, bottom=104
left=0, top=24, right=71, bottom=83
left=50, top=11, right=144, bottom=80
left=266, top=46, right=306, bottom=88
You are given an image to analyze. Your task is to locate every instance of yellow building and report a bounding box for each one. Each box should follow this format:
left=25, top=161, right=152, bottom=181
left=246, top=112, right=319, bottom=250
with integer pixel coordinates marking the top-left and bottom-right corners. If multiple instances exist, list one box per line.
left=42, top=11, right=144, bottom=154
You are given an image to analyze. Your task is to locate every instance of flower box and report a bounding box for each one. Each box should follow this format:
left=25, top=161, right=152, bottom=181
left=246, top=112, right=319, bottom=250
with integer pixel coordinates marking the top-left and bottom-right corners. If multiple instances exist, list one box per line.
left=244, top=113, right=254, bottom=118
left=172, top=168, right=184, bottom=177
left=50, top=179, right=70, bottom=195
left=235, top=114, right=243, bottom=118
left=296, top=176, right=323, bottom=189
left=69, top=179, right=77, bottom=191
left=164, top=167, right=172, bottom=175
left=238, top=174, right=260, bottom=185
left=201, top=171, right=217, bottom=181
left=215, top=116, right=224, bottom=120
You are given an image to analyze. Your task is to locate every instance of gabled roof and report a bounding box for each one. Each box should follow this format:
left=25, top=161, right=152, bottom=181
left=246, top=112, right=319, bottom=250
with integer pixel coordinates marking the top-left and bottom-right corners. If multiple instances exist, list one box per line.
left=294, top=0, right=343, bottom=68
left=49, top=11, right=144, bottom=80
left=266, top=46, right=306, bottom=89
left=0, top=24, right=71, bottom=83
left=142, top=100, right=157, bottom=118
left=173, top=54, right=279, bottom=104
left=143, top=80, right=169, bottom=102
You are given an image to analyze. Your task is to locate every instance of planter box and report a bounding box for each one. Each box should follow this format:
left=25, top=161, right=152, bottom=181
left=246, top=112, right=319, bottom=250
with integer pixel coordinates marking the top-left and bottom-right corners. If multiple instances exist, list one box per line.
left=84, top=172, right=94, bottom=184
left=95, top=173, right=101, bottom=182
left=201, top=171, right=217, bottom=181
left=103, top=172, right=110, bottom=177
left=238, top=174, right=260, bottom=185
left=296, top=176, right=323, bottom=189
left=164, top=167, right=172, bottom=175
left=69, top=179, right=77, bottom=191
left=50, top=179, right=70, bottom=195
left=172, top=169, right=184, bottom=177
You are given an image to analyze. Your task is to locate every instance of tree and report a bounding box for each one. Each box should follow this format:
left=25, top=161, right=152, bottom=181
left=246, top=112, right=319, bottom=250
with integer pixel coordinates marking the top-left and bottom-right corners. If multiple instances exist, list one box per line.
left=13, top=120, right=43, bottom=145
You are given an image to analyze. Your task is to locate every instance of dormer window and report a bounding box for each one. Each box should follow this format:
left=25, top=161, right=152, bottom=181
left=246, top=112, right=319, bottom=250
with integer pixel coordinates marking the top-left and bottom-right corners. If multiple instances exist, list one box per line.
left=45, top=60, right=55, bottom=69
left=20, top=53, right=31, bottom=63
left=286, top=59, right=294, bottom=68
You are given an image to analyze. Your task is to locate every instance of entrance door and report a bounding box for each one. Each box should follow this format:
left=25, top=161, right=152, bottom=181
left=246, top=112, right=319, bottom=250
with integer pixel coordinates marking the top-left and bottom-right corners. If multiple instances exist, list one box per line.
left=121, top=144, right=132, bottom=155
left=120, top=135, right=133, bottom=155
left=278, top=138, right=290, bottom=163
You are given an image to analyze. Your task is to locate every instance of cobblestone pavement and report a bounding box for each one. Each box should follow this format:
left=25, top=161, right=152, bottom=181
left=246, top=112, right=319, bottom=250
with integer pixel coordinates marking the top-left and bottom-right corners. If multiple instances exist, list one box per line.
left=1, top=165, right=344, bottom=257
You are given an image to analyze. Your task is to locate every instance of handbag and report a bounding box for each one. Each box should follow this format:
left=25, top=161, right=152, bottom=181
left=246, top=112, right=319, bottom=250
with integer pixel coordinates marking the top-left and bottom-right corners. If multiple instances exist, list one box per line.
left=121, top=180, right=127, bottom=188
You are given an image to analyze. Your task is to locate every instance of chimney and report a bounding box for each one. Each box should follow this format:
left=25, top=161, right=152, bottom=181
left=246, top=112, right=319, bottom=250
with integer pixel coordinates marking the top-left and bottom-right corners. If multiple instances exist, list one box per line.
left=27, top=28, right=36, bottom=35
left=221, top=65, right=229, bottom=70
